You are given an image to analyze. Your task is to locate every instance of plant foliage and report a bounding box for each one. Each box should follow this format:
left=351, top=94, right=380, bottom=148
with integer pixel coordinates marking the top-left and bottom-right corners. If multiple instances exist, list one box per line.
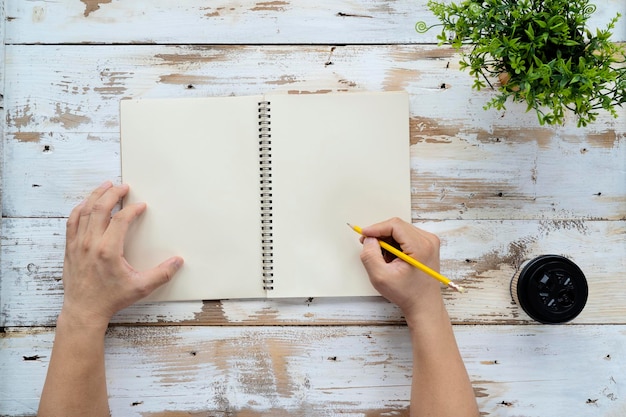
left=419, top=0, right=626, bottom=126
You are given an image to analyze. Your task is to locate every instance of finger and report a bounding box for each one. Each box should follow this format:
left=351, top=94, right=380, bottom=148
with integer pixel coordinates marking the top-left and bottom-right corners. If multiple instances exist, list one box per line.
left=86, top=184, right=130, bottom=238
left=65, top=199, right=87, bottom=246
left=136, top=256, right=184, bottom=298
left=359, top=237, right=388, bottom=280
left=102, top=201, right=147, bottom=252
left=360, top=217, right=403, bottom=237
left=361, top=217, right=412, bottom=246
left=360, top=218, right=440, bottom=264
left=76, top=181, right=113, bottom=238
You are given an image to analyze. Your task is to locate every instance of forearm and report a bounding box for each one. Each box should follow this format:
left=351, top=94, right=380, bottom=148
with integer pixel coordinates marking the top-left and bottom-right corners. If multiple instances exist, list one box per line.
left=357, top=219, right=477, bottom=415
left=38, top=182, right=184, bottom=416
left=406, top=299, right=479, bottom=417
left=38, top=311, right=110, bottom=417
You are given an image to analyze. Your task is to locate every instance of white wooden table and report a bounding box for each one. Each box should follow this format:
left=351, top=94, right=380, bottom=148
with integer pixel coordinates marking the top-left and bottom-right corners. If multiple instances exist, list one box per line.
left=1, top=1, right=626, bottom=416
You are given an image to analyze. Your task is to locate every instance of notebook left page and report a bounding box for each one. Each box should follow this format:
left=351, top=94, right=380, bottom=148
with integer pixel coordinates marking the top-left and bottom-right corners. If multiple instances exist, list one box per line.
left=120, top=97, right=265, bottom=301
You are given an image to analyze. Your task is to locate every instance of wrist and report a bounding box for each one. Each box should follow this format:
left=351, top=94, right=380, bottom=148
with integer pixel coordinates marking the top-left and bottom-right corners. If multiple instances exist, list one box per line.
left=57, top=305, right=111, bottom=334
left=403, top=292, right=449, bottom=331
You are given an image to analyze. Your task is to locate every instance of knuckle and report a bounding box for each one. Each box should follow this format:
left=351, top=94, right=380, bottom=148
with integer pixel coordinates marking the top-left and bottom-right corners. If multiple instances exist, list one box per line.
left=80, top=237, right=93, bottom=252
left=77, top=205, right=91, bottom=219
left=134, top=286, right=149, bottom=299
left=359, top=251, right=370, bottom=265
left=134, top=282, right=154, bottom=299
left=360, top=252, right=381, bottom=276
left=161, top=268, right=175, bottom=283
left=66, top=216, right=78, bottom=230
left=95, top=243, right=115, bottom=261
left=68, top=203, right=83, bottom=219
left=91, top=202, right=107, bottom=213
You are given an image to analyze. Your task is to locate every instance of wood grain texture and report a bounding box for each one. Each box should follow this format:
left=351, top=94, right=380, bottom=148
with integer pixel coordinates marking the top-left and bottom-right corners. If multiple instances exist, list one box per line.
left=0, top=0, right=5, bottom=331
left=1, top=325, right=625, bottom=417
left=6, top=44, right=625, bottom=135
left=2, top=1, right=626, bottom=416
left=3, top=217, right=624, bottom=327
left=5, top=0, right=626, bottom=44
left=3, top=45, right=625, bottom=219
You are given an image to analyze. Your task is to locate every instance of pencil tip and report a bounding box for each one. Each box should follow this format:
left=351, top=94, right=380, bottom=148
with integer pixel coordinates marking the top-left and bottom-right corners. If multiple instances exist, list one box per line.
left=448, top=282, right=466, bottom=293
left=346, top=223, right=352, bottom=228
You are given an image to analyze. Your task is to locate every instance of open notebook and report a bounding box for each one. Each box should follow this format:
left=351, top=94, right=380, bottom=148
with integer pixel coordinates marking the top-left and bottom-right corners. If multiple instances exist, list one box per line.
left=120, top=91, right=411, bottom=301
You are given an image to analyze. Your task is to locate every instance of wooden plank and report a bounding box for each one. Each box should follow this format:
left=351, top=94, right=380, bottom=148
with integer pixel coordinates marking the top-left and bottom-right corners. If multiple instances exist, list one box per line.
left=5, top=0, right=626, bottom=44
left=2, top=217, right=625, bottom=327
left=411, top=132, right=626, bottom=221
left=3, top=45, right=625, bottom=219
left=2, top=44, right=470, bottom=135
left=6, top=44, right=626, bottom=135
left=4, top=130, right=625, bottom=221
left=1, top=325, right=624, bottom=416
left=0, top=0, right=5, bottom=327
left=2, top=133, right=121, bottom=217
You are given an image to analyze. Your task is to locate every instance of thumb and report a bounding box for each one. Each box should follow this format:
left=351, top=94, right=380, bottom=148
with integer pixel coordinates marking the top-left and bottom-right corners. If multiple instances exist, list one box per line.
left=360, top=237, right=386, bottom=278
left=139, top=256, right=184, bottom=293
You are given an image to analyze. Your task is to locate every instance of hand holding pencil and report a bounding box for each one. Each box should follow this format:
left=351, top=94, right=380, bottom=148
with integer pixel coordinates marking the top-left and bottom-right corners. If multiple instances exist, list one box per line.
left=351, top=218, right=463, bottom=321
left=349, top=222, right=464, bottom=293
left=351, top=218, right=479, bottom=417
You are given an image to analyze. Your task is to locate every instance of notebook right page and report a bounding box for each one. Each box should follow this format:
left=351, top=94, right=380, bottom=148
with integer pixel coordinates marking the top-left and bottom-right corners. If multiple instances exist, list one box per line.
left=268, top=91, right=411, bottom=298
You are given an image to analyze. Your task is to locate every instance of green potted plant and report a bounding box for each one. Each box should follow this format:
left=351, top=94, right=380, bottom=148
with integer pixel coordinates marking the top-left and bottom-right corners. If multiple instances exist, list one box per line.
left=416, top=0, right=626, bottom=127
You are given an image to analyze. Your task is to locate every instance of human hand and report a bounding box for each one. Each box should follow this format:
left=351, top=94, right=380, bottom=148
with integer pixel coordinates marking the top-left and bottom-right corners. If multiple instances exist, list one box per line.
left=60, top=181, right=183, bottom=328
left=359, top=217, right=442, bottom=323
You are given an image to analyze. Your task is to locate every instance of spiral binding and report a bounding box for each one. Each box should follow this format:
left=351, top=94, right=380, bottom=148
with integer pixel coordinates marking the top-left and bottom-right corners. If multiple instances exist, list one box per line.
left=258, top=101, right=274, bottom=291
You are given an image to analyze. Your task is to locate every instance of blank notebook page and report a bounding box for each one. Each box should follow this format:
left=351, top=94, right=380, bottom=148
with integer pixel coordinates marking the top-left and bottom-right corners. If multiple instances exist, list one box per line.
left=121, top=96, right=265, bottom=301
left=268, top=92, right=411, bottom=297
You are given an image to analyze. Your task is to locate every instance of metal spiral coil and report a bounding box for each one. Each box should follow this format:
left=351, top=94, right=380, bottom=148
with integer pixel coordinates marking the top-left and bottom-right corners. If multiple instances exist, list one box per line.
left=258, top=101, right=274, bottom=291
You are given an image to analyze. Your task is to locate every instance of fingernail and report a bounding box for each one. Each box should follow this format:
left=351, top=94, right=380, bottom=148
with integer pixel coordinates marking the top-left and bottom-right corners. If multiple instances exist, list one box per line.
left=99, top=180, right=112, bottom=189
left=364, top=237, right=378, bottom=246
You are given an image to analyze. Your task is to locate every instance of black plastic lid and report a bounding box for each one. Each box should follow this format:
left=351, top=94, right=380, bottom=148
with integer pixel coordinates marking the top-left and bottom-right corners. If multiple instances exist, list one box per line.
left=512, top=255, right=588, bottom=324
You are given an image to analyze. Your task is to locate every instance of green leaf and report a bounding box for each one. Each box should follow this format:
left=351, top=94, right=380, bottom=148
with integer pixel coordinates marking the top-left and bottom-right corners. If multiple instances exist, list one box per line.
left=525, top=23, right=535, bottom=41
left=424, top=0, right=625, bottom=127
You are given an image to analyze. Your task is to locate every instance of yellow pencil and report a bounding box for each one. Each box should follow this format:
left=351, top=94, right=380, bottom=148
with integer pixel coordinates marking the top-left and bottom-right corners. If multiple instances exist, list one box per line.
left=348, top=223, right=465, bottom=293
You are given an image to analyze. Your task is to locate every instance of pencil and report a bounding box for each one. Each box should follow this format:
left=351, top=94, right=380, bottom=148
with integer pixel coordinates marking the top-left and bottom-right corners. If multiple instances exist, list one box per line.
left=348, top=223, right=465, bottom=293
